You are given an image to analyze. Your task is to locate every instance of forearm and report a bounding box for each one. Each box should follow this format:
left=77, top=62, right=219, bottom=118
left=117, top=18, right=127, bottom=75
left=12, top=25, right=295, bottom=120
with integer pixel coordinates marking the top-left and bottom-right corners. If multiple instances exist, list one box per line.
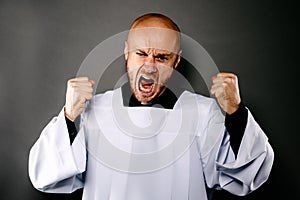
left=28, top=108, right=86, bottom=192
left=65, top=115, right=78, bottom=144
left=201, top=102, right=274, bottom=196
left=225, top=102, right=248, bottom=156
left=216, top=111, right=274, bottom=195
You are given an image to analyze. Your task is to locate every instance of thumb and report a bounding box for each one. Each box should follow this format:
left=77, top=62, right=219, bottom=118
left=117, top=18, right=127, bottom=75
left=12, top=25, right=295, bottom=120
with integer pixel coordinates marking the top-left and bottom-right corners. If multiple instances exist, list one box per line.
left=89, top=80, right=95, bottom=87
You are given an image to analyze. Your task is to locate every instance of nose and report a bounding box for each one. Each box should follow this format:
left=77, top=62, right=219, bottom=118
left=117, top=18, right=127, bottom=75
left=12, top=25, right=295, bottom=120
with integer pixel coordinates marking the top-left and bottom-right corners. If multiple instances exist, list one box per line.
left=144, top=54, right=155, bottom=65
left=143, top=64, right=157, bottom=74
left=143, top=56, right=157, bottom=74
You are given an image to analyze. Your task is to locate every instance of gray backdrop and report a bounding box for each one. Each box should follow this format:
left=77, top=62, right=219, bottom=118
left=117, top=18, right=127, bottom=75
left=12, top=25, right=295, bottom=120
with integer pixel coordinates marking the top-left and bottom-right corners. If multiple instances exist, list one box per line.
left=0, top=0, right=298, bottom=199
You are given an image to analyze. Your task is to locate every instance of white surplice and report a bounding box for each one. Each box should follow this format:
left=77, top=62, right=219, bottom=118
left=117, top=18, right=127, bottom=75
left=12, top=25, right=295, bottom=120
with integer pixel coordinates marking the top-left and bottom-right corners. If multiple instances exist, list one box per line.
left=29, top=88, right=274, bottom=200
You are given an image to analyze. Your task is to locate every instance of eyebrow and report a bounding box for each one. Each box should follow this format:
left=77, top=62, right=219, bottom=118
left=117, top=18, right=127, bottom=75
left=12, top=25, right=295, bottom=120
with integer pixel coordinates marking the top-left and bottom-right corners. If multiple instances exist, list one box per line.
left=136, top=49, right=173, bottom=56
left=155, top=53, right=172, bottom=57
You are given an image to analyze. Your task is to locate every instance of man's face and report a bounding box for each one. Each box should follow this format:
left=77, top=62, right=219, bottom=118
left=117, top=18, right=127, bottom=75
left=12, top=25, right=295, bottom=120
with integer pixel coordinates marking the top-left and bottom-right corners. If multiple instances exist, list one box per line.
left=125, top=27, right=181, bottom=103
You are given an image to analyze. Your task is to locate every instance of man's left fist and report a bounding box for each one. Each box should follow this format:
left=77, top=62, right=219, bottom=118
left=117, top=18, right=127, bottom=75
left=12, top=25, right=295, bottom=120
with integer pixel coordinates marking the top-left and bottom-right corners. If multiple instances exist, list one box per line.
left=210, top=72, right=241, bottom=115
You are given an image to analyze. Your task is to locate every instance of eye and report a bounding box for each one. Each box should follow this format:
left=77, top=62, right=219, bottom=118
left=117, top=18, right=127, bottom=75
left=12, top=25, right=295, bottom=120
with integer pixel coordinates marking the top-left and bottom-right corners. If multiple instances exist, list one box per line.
left=156, top=55, right=168, bottom=61
left=136, top=51, right=147, bottom=56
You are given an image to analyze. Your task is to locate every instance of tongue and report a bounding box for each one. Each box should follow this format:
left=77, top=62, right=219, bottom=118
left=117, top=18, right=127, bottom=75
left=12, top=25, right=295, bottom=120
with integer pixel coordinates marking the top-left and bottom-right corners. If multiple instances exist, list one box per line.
left=141, top=79, right=153, bottom=87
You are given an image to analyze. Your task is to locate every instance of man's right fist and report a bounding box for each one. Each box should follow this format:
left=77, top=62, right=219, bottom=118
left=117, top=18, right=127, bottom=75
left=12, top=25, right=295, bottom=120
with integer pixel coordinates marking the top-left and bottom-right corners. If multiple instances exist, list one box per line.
left=64, top=77, right=95, bottom=121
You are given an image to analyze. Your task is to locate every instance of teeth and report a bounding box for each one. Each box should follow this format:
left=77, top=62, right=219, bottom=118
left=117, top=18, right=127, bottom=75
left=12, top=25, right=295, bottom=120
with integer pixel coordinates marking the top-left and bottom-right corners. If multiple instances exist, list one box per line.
left=141, top=76, right=154, bottom=82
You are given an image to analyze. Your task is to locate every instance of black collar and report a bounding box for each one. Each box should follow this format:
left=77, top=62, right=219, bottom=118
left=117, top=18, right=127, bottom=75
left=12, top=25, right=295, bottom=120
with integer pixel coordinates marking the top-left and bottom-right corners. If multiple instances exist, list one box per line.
left=121, top=82, right=178, bottom=109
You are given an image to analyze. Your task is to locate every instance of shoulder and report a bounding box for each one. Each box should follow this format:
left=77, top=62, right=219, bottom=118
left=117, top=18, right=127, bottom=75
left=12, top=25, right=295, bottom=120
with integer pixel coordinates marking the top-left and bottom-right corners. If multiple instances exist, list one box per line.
left=86, top=89, right=117, bottom=110
left=180, top=90, right=219, bottom=112
left=93, top=90, right=114, bottom=102
left=180, top=90, right=224, bottom=125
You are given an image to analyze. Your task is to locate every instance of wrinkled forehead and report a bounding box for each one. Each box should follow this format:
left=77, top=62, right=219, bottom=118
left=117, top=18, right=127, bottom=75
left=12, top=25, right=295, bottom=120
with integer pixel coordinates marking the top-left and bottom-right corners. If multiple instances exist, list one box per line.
left=127, top=27, right=181, bottom=54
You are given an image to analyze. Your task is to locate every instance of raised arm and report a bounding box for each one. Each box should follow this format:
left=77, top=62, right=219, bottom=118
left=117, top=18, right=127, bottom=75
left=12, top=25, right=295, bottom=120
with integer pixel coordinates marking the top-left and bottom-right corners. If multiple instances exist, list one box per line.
left=28, top=77, right=94, bottom=193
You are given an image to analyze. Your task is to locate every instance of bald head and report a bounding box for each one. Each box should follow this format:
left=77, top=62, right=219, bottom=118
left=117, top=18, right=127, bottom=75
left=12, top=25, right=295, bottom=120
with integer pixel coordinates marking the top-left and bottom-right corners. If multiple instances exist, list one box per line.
left=127, top=13, right=181, bottom=53
left=130, top=13, right=180, bottom=32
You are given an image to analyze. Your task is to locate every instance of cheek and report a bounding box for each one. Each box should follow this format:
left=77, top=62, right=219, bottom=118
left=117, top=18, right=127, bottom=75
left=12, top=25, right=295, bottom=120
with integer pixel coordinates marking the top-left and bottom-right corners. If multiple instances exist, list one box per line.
left=127, top=67, right=138, bottom=83
left=158, top=65, right=174, bottom=83
left=126, top=60, right=140, bottom=84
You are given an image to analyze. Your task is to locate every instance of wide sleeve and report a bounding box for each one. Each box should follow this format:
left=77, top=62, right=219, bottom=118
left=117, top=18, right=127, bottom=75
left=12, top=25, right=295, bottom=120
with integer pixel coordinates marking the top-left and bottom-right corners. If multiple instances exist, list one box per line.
left=28, top=108, right=87, bottom=193
left=198, top=102, right=274, bottom=196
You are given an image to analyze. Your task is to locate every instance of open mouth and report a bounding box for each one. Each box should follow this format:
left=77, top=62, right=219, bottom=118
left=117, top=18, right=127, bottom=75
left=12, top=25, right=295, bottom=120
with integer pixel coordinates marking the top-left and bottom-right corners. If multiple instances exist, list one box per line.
left=138, top=75, right=156, bottom=96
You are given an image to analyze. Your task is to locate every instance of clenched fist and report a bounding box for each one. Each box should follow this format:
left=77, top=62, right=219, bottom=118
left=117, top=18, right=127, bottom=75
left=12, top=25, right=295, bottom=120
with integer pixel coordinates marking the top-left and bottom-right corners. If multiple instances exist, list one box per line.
left=210, top=72, right=241, bottom=115
left=64, top=77, right=95, bottom=121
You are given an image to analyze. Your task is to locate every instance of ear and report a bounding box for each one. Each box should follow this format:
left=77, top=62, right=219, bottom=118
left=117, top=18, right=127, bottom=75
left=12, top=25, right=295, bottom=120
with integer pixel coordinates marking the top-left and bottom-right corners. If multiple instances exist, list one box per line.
left=124, top=41, right=128, bottom=61
left=174, top=50, right=182, bottom=69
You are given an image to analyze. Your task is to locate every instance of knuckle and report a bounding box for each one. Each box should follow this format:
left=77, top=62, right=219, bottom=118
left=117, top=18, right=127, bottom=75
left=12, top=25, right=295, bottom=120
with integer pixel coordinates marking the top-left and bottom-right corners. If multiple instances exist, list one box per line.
left=68, top=77, right=75, bottom=82
left=87, top=94, right=93, bottom=99
left=70, top=82, right=77, bottom=88
left=67, top=80, right=73, bottom=86
left=231, top=74, right=237, bottom=80
left=80, top=96, right=86, bottom=103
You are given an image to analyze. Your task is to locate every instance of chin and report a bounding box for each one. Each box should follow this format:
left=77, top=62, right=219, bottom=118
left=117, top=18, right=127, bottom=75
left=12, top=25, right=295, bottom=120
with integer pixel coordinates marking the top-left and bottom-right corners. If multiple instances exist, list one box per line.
left=135, top=90, right=157, bottom=103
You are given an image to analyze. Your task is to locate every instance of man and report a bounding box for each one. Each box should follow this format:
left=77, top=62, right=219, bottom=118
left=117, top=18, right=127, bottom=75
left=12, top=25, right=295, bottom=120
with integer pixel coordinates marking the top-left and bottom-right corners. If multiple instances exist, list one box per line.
left=29, top=13, right=274, bottom=200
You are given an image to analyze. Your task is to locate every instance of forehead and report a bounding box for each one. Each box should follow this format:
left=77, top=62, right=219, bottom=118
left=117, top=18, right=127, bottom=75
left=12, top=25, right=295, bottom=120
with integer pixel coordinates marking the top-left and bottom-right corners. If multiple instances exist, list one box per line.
left=127, top=27, right=180, bottom=54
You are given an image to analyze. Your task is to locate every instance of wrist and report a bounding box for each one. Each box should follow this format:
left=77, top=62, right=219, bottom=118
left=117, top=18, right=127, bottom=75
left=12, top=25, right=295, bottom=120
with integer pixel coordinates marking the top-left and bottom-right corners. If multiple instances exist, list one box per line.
left=226, top=99, right=241, bottom=115
left=226, top=102, right=246, bottom=117
left=64, top=106, right=75, bottom=122
left=226, top=104, right=239, bottom=115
